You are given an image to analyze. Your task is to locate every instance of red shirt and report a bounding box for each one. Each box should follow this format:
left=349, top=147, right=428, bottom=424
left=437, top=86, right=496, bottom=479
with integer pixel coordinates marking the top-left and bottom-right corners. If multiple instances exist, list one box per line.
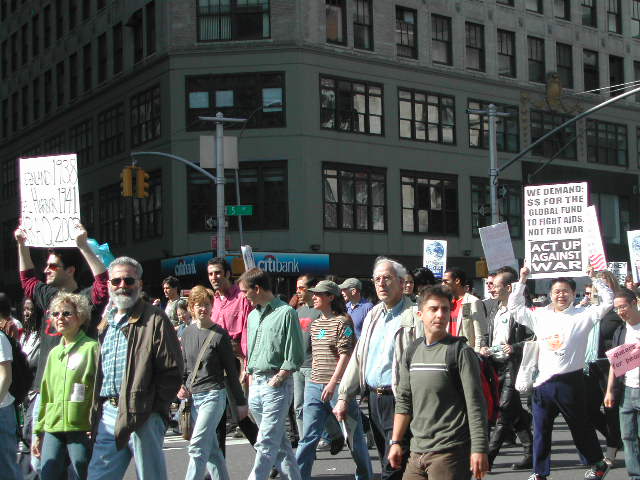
left=449, top=297, right=463, bottom=336
left=210, top=283, right=253, bottom=357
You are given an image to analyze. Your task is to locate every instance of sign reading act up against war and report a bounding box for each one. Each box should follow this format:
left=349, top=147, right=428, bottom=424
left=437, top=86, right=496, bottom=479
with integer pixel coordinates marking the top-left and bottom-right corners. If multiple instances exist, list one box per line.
left=20, top=154, right=81, bottom=248
left=524, top=182, right=588, bottom=279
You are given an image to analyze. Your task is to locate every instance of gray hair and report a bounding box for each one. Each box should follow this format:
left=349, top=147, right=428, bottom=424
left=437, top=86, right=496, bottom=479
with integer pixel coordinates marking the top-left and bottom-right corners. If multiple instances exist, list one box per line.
left=373, top=256, right=407, bottom=280
left=108, top=256, right=144, bottom=279
left=50, top=292, right=91, bottom=328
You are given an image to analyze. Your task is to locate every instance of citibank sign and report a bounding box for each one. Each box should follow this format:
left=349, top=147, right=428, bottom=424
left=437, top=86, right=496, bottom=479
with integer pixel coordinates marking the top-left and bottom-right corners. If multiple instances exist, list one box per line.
left=252, top=252, right=330, bottom=275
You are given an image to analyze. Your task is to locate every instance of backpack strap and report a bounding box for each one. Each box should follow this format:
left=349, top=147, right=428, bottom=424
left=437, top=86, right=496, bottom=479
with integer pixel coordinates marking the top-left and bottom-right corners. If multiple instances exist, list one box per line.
left=444, top=335, right=468, bottom=393
left=404, top=336, right=424, bottom=366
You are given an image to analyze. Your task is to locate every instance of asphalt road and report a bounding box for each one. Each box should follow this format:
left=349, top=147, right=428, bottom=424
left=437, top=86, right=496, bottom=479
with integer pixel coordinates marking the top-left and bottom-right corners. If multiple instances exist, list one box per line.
left=124, top=419, right=629, bottom=479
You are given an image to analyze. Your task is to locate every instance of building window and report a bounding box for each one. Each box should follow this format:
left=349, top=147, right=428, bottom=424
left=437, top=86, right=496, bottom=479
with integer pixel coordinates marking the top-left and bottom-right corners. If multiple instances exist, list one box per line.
left=583, top=49, right=599, bottom=92
left=326, top=0, right=346, bottom=45
left=97, top=33, right=106, bottom=83
left=131, top=85, right=161, bottom=147
left=186, top=71, right=285, bottom=131
left=465, top=22, right=485, bottom=72
left=2, top=218, right=19, bottom=271
left=32, top=14, right=40, bottom=56
left=82, top=0, right=90, bottom=20
left=607, top=0, right=621, bottom=34
left=69, top=119, right=93, bottom=168
left=1, top=158, right=17, bottom=200
left=592, top=193, right=629, bottom=244
left=320, top=75, right=383, bottom=136
left=609, top=55, right=624, bottom=95
left=56, top=0, right=63, bottom=39
left=323, top=163, right=386, bottom=231
left=468, top=100, right=519, bottom=152
left=69, top=0, right=77, bottom=30
left=556, top=43, right=573, bottom=89
left=637, top=127, right=640, bottom=167
left=530, top=109, right=577, bottom=160
left=21, top=23, right=28, bottom=65
left=196, top=0, right=270, bottom=42
left=146, top=1, right=156, bottom=55
left=11, top=33, right=17, bottom=72
left=44, top=69, right=52, bottom=114
left=497, top=29, right=516, bottom=78
left=354, top=0, right=373, bottom=50
left=130, top=9, right=143, bottom=63
left=97, top=0, right=105, bottom=10
left=99, top=185, right=126, bottom=246
left=69, top=53, right=78, bottom=100
left=554, top=0, right=570, bottom=19
left=471, top=178, right=522, bottom=238
left=42, top=132, right=66, bottom=154
left=11, top=92, right=18, bottom=133
left=133, top=170, right=162, bottom=241
left=633, top=0, right=640, bottom=37
left=113, top=23, right=123, bottom=74
left=97, top=103, right=124, bottom=160
left=401, top=172, right=457, bottom=235
left=396, top=6, right=417, bottom=59
left=21, top=85, right=28, bottom=127
left=581, top=0, right=596, bottom=27
left=83, top=42, right=91, bottom=92
left=1, top=99, right=7, bottom=138
left=33, top=77, right=40, bottom=121
left=80, top=193, right=95, bottom=236
left=431, top=15, right=452, bottom=66
left=398, top=88, right=455, bottom=145
left=496, top=0, right=514, bottom=5
left=587, top=119, right=627, bottom=166
left=526, top=0, right=543, bottom=13
left=56, top=60, right=64, bottom=107
left=635, top=61, right=640, bottom=102
left=43, top=5, right=51, bottom=48
left=528, top=36, right=545, bottom=83
left=1, top=41, right=6, bottom=80
left=188, top=160, right=288, bottom=232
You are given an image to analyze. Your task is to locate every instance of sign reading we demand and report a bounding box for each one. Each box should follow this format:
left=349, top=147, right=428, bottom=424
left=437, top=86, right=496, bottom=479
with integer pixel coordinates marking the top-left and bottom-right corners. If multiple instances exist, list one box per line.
left=524, top=182, right=588, bottom=279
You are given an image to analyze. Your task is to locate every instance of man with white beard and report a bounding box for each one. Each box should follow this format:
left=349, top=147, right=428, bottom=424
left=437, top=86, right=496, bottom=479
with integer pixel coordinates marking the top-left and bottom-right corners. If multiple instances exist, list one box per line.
left=88, top=256, right=184, bottom=480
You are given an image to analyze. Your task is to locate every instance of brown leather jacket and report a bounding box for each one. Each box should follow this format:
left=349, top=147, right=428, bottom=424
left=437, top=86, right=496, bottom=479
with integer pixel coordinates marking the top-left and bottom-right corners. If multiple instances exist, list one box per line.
left=91, top=299, right=184, bottom=449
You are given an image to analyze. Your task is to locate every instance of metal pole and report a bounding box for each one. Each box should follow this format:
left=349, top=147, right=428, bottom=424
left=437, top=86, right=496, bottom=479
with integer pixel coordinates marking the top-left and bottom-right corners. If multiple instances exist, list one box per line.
left=488, top=104, right=499, bottom=225
left=215, top=112, right=226, bottom=257
left=235, top=168, right=244, bottom=247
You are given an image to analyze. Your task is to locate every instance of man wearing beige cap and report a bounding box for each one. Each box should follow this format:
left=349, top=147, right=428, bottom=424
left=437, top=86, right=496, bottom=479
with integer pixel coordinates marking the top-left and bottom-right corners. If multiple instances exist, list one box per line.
left=339, top=278, right=374, bottom=339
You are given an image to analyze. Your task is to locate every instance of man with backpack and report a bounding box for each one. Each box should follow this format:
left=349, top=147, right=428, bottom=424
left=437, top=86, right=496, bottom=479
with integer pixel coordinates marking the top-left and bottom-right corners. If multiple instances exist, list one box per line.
left=389, top=285, right=489, bottom=480
left=0, top=323, right=23, bottom=479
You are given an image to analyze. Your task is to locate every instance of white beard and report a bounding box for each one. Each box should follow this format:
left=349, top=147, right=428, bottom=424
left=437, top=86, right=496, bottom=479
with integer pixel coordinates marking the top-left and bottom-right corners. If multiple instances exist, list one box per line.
left=110, top=288, right=141, bottom=310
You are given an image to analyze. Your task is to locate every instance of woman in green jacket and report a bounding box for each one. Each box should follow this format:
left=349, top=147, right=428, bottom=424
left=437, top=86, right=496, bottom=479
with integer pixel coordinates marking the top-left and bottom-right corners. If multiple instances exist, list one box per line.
left=32, top=292, right=99, bottom=480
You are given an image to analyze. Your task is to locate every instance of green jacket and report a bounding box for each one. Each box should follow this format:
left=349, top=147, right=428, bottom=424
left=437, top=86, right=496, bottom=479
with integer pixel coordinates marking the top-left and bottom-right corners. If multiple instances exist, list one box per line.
left=35, top=330, right=99, bottom=434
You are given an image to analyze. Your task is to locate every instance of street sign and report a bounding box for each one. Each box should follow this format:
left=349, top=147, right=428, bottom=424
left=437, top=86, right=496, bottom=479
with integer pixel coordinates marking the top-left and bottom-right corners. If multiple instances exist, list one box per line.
left=226, top=205, right=253, bottom=216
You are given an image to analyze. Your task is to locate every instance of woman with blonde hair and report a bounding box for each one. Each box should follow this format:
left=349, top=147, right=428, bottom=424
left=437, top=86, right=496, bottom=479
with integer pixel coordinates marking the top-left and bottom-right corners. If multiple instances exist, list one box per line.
left=32, top=292, right=99, bottom=479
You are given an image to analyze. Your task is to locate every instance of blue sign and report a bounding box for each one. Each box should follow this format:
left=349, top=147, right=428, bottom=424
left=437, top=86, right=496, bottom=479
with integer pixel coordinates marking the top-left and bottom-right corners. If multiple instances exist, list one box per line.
left=226, top=252, right=330, bottom=276
left=161, top=252, right=213, bottom=278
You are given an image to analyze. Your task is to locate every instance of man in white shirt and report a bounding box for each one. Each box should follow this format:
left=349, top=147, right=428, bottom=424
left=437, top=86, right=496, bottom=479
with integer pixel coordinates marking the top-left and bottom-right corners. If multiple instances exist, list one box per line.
left=604, top=288, right=640, bottom=480
left=0, top=330, right=21, bottom=479
left=509, top=266, right=612, bottom=480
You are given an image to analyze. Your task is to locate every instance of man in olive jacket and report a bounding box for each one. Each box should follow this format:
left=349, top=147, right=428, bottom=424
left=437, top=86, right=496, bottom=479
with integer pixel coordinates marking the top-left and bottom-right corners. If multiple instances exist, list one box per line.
left=88, top=257, right=184, bottom=480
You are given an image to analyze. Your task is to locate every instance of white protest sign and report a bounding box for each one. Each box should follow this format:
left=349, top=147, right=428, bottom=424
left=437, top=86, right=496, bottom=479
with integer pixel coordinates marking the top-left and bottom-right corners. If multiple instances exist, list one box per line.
left=583, top=205, right=607, bottom=271
left=608, top=262, right=628, bottom=286
left=627, top=230, right=640, bottom=283
left=479, top=222, right=518, bottom=272
left=524, top=182, right=588, bottom=279
left=20, top=154, right=80, bottom=248
left=241, top=245, right=256, bottom=270
left=423, top=239, right=447, bottom=279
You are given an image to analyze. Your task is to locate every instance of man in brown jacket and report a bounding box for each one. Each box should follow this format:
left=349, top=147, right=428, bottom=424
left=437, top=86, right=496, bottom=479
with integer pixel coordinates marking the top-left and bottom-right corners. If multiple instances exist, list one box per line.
left=88, top=256, right=183, bottom=480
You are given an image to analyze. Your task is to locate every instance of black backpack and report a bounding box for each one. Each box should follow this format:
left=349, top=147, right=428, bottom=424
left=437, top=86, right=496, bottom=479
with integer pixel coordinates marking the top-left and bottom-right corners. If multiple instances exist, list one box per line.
left=0, top=331, right=34, bottom=405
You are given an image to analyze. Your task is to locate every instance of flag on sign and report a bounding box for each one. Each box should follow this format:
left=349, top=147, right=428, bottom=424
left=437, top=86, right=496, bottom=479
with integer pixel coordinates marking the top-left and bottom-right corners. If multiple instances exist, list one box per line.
left=589, top=253, right=607, bottom=271
left=584, top=206, right=607, bottom=271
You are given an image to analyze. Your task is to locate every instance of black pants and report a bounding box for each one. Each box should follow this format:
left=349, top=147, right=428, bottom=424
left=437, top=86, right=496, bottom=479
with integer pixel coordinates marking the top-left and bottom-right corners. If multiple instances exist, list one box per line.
left=584, top=363, right=622, bottom=449
left=368, top=390, right=409, bottom=480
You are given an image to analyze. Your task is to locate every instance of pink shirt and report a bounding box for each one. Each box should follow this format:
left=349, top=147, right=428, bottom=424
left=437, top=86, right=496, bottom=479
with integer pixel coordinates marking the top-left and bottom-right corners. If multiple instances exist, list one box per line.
left=211, top=283, right=253, bottom=357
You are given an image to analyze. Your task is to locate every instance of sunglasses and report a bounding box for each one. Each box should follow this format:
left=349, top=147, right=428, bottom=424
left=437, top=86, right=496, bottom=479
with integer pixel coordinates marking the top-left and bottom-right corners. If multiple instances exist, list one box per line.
left=46, top=263, right=62, bottom=271
left=50, top=311, right=74, bottom=318
left=110, top=277, right=137, bottom=286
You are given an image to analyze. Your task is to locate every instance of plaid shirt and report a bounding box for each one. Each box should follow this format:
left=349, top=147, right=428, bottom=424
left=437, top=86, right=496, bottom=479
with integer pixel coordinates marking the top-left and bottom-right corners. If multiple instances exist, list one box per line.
left=99, top=308, right=130, bottom=398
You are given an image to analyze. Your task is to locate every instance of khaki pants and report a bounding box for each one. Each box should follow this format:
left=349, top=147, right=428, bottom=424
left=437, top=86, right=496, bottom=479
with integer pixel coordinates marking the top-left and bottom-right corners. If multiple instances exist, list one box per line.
left=403, top=444, right=471, bottom=480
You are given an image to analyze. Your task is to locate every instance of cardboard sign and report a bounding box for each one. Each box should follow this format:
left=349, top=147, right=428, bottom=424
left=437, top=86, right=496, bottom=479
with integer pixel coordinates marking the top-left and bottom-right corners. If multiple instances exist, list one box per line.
left=241, top=245, right=256, bottom=271
left=524, top=182, right=588, bottom=279
left=479, top=222, right=518, bottom=272
left=627, top=230, right=640, bottom=283
left=608, top=262, right=628, bottom=286
left=20, top=154, right=80, bottom=248
left=423, top=239, right=447, bottom=279
left=606, top=342, right=640, bottom=378
left=584, top=206, right=607, bottom=271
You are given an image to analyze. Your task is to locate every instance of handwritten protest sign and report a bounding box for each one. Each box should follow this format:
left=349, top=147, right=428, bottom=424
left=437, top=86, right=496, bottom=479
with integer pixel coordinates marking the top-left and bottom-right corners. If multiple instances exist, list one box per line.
left=524, top=182, right=588, bottom=279
left=20, top=154, right=81, bottom=248
left=608, top=262, right=628, bottom=286
left=606, top=342, right=640, bottom=378
left=584, top=205, right=607, bottom=271
left=627, top=230, right=640, bottom=283
left=479, top=222, right=518, bottom=272
left=423, top=239, right=447, bottom=279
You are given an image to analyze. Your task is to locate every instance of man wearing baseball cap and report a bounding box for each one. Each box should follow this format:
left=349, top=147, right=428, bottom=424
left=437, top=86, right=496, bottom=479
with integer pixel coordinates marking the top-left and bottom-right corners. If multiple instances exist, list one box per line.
left=339, top=278, right=373, bottom=339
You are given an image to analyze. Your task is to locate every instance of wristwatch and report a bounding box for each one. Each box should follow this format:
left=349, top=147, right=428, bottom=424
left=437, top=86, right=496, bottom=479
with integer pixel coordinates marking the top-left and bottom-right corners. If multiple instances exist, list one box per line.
left=389, top=440, right=402, bottom=446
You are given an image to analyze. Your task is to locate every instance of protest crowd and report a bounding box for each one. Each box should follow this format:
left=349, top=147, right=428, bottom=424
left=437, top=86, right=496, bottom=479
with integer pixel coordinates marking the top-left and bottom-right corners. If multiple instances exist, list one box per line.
left=1, top=220, right=640, bottom=480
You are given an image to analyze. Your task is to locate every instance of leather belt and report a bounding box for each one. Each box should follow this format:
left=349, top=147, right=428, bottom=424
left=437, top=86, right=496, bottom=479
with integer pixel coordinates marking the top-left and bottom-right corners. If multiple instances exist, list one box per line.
left=368, top=385, right=393, bottom=396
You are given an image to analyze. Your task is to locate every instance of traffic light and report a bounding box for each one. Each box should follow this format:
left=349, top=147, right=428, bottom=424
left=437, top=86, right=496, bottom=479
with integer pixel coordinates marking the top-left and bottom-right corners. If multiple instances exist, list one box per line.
left=135, top=167, right=150, bottom=198
left=120, top=166, right=133, bottom=197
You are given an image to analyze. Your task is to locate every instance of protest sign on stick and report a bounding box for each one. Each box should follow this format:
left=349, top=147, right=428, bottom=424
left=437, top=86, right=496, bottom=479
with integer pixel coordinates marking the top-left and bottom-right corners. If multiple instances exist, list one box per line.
left=20, top=154, right=81, bottom=248
left=608, top=262, right=628, bottom=286
left=524, top=182, right=588, bottom=279
left=583, top=205, right=607, bottom=271
left=479, top=222, right=518, bottom=272
left=423, top=239, right=447, bottom=280
left=606, top=342, right=640, bottom=378
left=627, top=230, right=640, bottom=283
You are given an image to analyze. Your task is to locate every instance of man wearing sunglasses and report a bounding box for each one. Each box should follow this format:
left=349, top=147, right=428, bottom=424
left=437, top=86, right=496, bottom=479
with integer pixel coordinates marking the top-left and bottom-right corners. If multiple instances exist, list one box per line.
left=15, top=223, right=109, bottom=476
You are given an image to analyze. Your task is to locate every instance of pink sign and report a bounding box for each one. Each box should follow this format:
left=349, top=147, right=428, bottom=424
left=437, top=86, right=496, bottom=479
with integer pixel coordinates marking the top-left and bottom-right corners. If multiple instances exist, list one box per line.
left=606, top=342, right=640, bottom=377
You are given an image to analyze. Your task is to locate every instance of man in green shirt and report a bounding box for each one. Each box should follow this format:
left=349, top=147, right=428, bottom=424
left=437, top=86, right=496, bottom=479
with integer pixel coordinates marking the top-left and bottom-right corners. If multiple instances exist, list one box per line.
left=239, top=268, right=304, bottom=480
left=389, top=286, right=489, bottom=480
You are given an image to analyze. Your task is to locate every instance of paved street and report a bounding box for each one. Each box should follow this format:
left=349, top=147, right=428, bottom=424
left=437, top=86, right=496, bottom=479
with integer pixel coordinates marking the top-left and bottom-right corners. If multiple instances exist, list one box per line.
left=125, top=418, right=629, bottom=479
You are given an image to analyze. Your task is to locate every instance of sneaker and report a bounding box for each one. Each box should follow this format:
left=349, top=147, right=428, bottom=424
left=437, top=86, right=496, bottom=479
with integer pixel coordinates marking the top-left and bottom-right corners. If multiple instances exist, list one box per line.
left=512, top=455, right=533, bottom=470
left=316, top=439, right=330, bottom=451
left=329, top=435, right=345, bottom=455
left=584, top=460, right=610, bottom=480
left=527, top=475, right=547, bottom=480
left=603, top=457, right=614, bottom=468
left=269, top=468, right=279, bottom=478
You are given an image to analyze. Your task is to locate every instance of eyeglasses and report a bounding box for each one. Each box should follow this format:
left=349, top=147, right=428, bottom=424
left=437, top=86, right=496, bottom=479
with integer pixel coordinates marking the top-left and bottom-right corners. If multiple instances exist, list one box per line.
left=46, top=263, right=62, bottom=271
left=614, top=304, right=631, bottom=313
left=50, top=311, right=73, bottom=318
left=110, top=277, right=137, bottom=287
left=372, top=275, right=396, bottom=285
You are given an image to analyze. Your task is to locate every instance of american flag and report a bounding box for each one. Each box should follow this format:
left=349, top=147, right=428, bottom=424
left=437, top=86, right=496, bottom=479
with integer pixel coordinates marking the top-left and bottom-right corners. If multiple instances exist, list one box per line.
left=590, top=253, right=607, bottom=271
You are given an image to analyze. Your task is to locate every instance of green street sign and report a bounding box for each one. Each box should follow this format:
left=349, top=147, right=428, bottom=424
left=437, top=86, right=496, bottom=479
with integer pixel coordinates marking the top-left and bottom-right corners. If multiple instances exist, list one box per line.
left=226, top=205, right=254, bottom=216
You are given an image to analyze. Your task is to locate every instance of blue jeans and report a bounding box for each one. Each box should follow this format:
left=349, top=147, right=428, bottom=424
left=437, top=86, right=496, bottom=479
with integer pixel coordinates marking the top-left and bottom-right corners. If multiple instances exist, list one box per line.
left=87, top=402, right=167, bottom=480
left=41, top=431, right=91, bottom=479
left=620, top=386, right=640, bottom=480
left=185, top=389, right=229, bottom=480
left=30, top=393, right=41, bottom=474
left=296, top=381, right=372, bottom=480
left=293, top=368, right=342, bottom=443
left=0, top=403, right=22, bottom=480
left=248, top=373, right=301, bottom=480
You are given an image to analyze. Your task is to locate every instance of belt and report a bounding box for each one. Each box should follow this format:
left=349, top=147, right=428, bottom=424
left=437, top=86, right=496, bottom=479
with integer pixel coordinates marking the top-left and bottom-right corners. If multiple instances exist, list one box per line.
left=102, top=396, right=119, bottom=407
left=368, top=385, right=393, bottom=396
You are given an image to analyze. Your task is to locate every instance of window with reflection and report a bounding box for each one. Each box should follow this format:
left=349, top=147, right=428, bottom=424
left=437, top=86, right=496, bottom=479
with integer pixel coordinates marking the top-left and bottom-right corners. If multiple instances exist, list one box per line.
left=401, top=172, right=457, bottom=235
left=398, top=88, right=455, bottom=144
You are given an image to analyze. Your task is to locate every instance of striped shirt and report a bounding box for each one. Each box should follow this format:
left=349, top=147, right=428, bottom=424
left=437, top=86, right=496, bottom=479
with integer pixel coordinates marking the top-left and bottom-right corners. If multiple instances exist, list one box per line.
left=99, top=310, right=129, bottom=398
left=310, top=314, right=355, bottom=384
